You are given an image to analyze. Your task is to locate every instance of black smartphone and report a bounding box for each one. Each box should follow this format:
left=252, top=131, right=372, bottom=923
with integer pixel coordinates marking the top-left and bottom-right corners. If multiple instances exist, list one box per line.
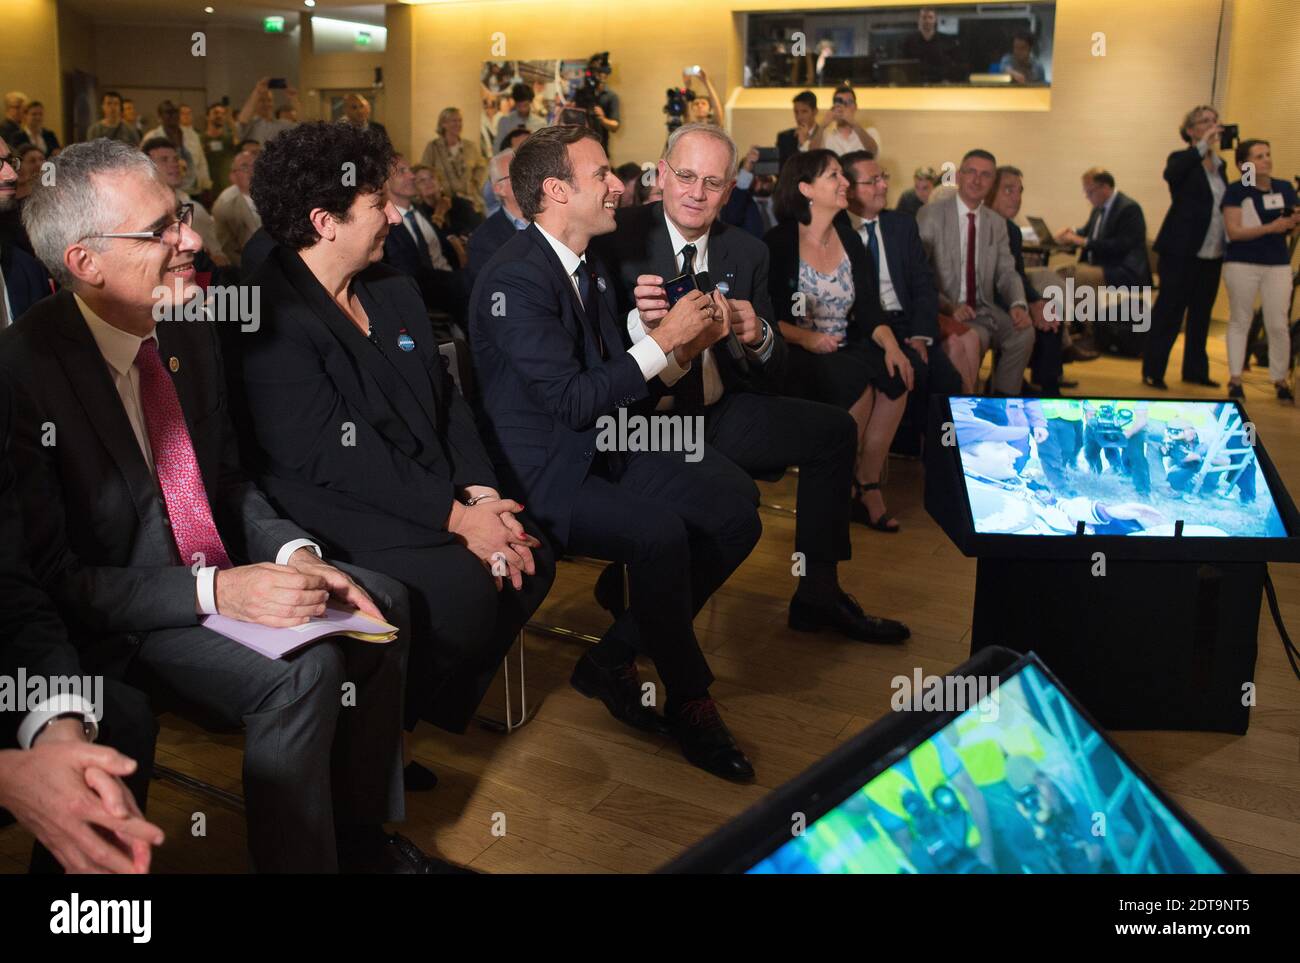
left=663, top=272, right=698, bottom=306
left=268, top=78, right=288, bottom=90
left=1220, top=123, right=1239, bottom=150
left=754, top=147, right=780, bottom=177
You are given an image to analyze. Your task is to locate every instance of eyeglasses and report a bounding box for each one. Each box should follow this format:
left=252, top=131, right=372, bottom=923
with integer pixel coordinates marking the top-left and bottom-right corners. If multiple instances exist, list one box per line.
left=832, top=98, right=854, bottom=107
left=852, top=173, right=890, bottom=187
left=80, top=203, right=194, bottom=246
left=667, top=165, right=729, bottom=193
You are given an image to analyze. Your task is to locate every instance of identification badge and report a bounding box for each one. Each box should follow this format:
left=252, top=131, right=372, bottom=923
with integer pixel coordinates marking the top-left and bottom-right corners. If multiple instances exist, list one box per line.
left=1262, top=192, right=1285, bottom=211
left=397, top=330, right=416, bottom=352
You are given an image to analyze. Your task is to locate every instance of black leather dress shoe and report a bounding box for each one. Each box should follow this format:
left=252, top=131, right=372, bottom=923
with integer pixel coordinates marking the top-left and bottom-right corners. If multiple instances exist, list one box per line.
left=593, top=562, right=627, bottom=618
left=1142, top=376, right=1168, bottom=390
left=570, top=652, right=671, bottom=735
left=403, top=761, right=439, bottom=791
left=789, top=591, right=910, bottom=644
left=668, top=698, right=755, bottom=781
left=340, top=831, right=473, bottom=874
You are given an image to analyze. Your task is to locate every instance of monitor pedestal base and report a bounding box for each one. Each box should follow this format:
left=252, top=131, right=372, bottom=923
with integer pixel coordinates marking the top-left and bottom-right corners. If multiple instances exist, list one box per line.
left=970, top=557, right=1262, bottom=733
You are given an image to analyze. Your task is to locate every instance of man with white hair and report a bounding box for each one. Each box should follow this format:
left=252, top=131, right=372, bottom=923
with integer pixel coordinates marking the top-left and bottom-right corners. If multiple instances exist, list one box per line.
left=213, top=148, right=262, bottom=268
left=0, top=139, right=437, bottom=873
left=467, top=149, right=528, bottom=288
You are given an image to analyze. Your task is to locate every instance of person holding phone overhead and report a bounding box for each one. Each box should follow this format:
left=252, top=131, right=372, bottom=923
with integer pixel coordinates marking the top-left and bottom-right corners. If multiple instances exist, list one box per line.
left=1142, top=105, right=1230, bottom=390
left=1221, top=138, right=1300, bottom=401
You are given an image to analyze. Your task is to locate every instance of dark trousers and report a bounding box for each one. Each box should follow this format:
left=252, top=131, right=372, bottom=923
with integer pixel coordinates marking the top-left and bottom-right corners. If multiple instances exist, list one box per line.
left=125, top=563, right=407, bottom=873
left=1029, top=324, right=1065, bottom=392
left=1085, top=428, right=1151, bottom=495
left=1143, top=254, right=1222, bottom=382
left=28, top=678, right=157, bottom=873
left=565, top=451, right=762, bottom=700
left=703, top=391, right=855, bottom=563
left=415, top=267, right=469, bottom=331
left=1039, top=418, right=1083, bottom=491
left=346, top=520, right=555, bottom=734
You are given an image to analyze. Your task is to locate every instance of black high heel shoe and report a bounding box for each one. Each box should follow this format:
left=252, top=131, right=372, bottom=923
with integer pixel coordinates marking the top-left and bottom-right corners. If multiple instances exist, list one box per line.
left=851, top=481, right=900, bottom=533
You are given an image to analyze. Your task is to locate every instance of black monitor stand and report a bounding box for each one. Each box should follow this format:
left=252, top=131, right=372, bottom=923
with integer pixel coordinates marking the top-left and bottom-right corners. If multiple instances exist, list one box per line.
left=971, top=557, right=1262, bottom=733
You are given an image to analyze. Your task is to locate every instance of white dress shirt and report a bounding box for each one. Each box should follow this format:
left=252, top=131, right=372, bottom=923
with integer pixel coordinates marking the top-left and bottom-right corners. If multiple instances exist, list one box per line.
left=532, top=222, right=670, bottom=382
left=74, top=295, right=319, bottom=616
left=624, top=213, right=775, bottom=408
left=394, top=202, right=453, bottom=271
left=822, top=124, right=866, bottom=157
left=0, top=260, right=12, bottom=329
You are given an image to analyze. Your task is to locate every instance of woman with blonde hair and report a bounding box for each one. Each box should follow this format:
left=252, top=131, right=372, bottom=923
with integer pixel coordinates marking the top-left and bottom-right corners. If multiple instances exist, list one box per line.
left=420, top=106, right=488, bottom=216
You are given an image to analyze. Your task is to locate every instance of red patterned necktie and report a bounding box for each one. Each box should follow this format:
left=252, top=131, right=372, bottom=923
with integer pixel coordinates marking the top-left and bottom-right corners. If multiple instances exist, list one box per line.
left=965, top=211, right=977, bottom=309
left=134, top=340, right=232, bottom=570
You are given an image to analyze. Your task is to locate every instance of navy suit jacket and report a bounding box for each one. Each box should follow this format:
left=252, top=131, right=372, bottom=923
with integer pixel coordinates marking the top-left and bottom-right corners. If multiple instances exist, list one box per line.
left=1154, top=146, right=1228, bottom=259
left=2, top=241, right=51, bottom=322
left=1077, top=192, right=1152, bottom=287
left=470, top=224, right=649, bottom=548
left=467, top=208, right=524, bottom=292
left=869, top=209, right=940, bottom=343
left=383, top=212, right=458, bottom=279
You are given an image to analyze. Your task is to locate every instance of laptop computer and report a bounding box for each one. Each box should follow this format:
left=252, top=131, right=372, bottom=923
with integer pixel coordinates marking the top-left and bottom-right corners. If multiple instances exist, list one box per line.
left=1027, top=216, right=1077, bottom=253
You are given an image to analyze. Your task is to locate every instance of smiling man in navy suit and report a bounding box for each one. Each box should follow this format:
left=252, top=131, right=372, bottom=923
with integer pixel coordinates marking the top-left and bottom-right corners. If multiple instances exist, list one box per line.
left=471, top=125, right=763, bottom=781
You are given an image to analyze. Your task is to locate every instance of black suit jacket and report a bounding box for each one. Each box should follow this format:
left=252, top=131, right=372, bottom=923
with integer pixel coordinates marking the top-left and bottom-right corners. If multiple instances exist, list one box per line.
left=776, top=128, right=799, bottom=167
left=1154, top=147, right=1228, bottom=259
left=0, top=290, right=309, bottom=665
left=868, top=209, right=939, bottom=342
left=470, top=224, right=648, bottom=548
left=593, top=202, right=788, bottom=403
left=383, top=210, right=458, bottom=278
left=2, top=241, right=51, bottom=322
left=232, top=247, right=497, bottom=554
left=1004, top=219, right=1042, bottom=305
left=1077, top=192, right=1152, bottom=287
left=467, top=208, right=523, bottom=292
left=0, top=382, right=81, bottom=748
left=764, top=214, right=886, bottom=345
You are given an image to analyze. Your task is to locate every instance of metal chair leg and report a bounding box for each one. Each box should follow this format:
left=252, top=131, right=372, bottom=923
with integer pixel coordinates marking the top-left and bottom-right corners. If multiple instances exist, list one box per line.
left=476, top=630, right=540, bottom=733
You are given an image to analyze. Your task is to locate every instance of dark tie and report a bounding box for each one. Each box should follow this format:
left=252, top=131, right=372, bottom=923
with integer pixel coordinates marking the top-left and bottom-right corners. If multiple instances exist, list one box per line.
left=405, top=210, right=434, bottom=270
left=680, top=243, right=697, bottom=276
left=964, top=211, right=977, bottom=309
left=573, top=261, right=605, bottom=358
left=134, top=340, right=232, bottom=570
left=863, top=220, right=881, bottom=272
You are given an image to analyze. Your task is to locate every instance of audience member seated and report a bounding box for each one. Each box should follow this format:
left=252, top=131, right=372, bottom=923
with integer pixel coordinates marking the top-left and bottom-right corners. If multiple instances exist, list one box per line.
left=766, top=149, right=916, bottom=533
left=121, top=99, right=144, bottom=138
left=903, top=6, right=963, bottom=84
left=896, top=166, right=939, bottom=218
left=471, top=125, right=763, bottom=781
left=917, top=149, right=1033, bottom=395
left=987, top=165, right=1065, bottom=395
left=144, top=100, right=210, bottom=197
left=12, top=101, right=60, bottom=157
left=718, top=145, right=767, bottom=239
left=811, top=86, right=879, bottom=157
left=12, top=144, right=43, bottom=208
left=480, top=92, right=501, bottom=158
left=1221, top=139, right=1300, bottom=401
left=413, top=164, right=480, bottom=239
left=597, top=123, right=908, bottom=641
left=0, top=138, right=35, bottom=260
left=484, top=126, right=533, bottom=216
left=615, top=162, right=643, bottom=207
left=341, top=93, right=387, bottom=143
left=86, top=91, right=140, bottom=147
left=1055, top=167, right=1153, bottom=357
left=382, top=153, right=469, bottom=334
left=841, top=150, right=963, bottom=450
left=231, top=121, right=554, bottom=776
left=776, top=90, right=822, bottom=167
left=213, top=148, right=262, bottom=271
left=420, top=107, right=488, bottom=220
left=0, top=386, right=164, bottom=874
left=236, top=77, right=298, bottom=146
left=495, top=83, right=545, bottom=153
left=0, top=139, right=429, bottom=874
left=0, top=92, right=23, bottom=145
left=467, top=149, right=528, bottom=290
left=142, top=136, right=229, bottom=270
left=996, top=32, right=1046, bottom=84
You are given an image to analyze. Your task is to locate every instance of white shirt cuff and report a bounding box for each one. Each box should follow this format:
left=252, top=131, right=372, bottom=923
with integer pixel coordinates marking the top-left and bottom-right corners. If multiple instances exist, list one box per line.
left=277, top=539, right=322, bottom=566
left=625, top=308, right=649, bottom=345
left=628, top=337, right=670, bottom=382
left=909, top=335, right=935, bottom=346
left=17, top=695, right=100, bottom=749
left=196, top=566, right=219, bottom=615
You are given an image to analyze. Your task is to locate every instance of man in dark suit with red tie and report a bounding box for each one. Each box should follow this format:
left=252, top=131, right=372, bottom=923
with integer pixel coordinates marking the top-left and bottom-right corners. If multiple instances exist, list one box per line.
left=471, top=126, right=763, bottom=780
left=0, top=139, right=434, bottom=873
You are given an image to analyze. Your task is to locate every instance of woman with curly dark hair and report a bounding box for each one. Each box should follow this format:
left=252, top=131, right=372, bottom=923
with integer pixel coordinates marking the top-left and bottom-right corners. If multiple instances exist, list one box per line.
left=227, top=122, right=554, bottom=786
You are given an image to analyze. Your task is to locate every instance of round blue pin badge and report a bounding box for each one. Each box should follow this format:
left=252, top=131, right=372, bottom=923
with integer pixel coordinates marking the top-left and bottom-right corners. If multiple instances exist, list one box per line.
left=397, top=330, right=416, bottom=352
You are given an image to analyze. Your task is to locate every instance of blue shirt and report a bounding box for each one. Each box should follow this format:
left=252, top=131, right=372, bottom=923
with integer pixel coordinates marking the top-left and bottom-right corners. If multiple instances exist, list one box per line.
left=1222, top=179, right=1298, bottom=265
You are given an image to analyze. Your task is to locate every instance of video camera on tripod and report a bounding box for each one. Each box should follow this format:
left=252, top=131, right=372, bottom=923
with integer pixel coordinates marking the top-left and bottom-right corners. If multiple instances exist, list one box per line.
left=558, top=52, right=611, bottom=132
left=901, top=786, right=990, bottom=873
left=1086, top=403, right=1134, bottom=448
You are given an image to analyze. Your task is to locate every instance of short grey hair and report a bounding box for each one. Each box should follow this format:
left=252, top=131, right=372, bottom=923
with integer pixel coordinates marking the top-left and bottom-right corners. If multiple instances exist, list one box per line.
left=662, top=122, right=738, bottom=180
left=489, top=149, right=514, bottom=183
left=22, top=138, right=160, bottom=287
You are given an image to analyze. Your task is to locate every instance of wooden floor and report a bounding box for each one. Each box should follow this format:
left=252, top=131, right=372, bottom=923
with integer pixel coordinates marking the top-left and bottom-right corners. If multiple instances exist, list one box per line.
left=3, top=323, right=1299, bottom=874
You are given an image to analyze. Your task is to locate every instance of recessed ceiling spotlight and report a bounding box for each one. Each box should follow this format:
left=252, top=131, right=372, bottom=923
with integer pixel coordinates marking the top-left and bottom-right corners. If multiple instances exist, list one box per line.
left=304, top=0, right=316, bottom=6
left=204, top=5, right=214, bottom=12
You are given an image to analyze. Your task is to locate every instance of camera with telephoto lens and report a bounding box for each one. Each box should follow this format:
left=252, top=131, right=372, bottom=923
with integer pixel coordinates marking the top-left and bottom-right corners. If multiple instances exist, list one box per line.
left=1014, top=781, right=1093, bottom=873
left=1087, top=404, right=1134, bottom=448
left=901, top=787, right=989, bottom=874
left=664, top=87, right=688, bottom=132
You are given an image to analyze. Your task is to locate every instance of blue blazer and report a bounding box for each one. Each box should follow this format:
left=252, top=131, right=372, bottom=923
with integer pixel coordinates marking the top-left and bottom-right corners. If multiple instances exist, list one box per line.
left=872, top=209, right=940, bottom=342
left=470, top=224, right=649, bottom=548
left=2, top=242, right=51, bottom=322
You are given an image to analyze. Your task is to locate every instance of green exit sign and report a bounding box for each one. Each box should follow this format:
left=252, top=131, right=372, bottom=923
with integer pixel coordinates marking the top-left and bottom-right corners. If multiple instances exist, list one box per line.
left=264, top=16, right=285, bottom=33
left=355, top=31, right=371, bottom=45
